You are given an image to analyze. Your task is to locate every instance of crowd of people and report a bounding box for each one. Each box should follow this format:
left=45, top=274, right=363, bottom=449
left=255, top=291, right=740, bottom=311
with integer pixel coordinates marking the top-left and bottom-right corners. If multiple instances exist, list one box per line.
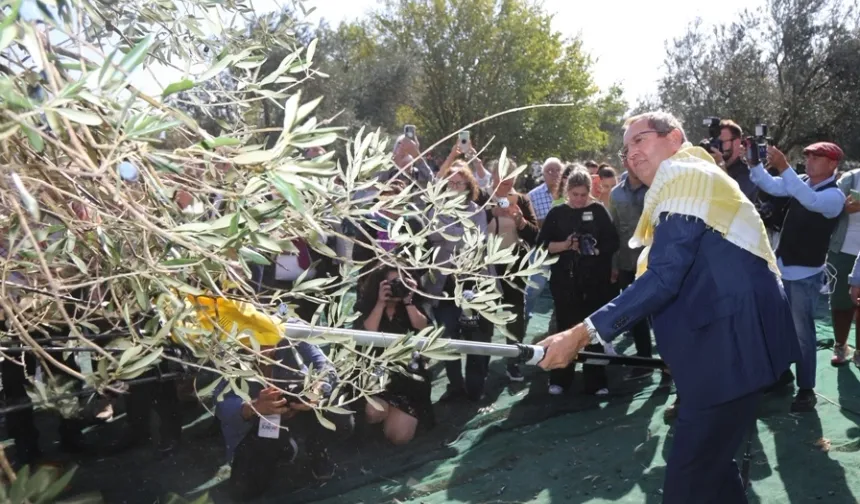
left=3, top=114, right=860, bottom=502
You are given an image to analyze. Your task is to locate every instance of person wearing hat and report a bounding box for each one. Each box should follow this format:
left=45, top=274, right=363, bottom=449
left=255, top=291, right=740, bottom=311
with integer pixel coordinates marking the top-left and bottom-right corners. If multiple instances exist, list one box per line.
left=748, top=141, right=846, bottom=412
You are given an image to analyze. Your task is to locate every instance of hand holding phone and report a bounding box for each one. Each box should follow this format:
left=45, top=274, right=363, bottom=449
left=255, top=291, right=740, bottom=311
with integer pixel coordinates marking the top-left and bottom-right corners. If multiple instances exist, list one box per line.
left=458, top=130, right=470, bottom=152
left=250, top=387, right=290, bottom=417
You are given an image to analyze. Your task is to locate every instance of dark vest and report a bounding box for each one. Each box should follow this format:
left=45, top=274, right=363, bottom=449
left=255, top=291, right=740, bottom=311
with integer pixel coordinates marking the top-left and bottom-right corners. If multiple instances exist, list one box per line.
left=776, top=178, right=840, bottom=267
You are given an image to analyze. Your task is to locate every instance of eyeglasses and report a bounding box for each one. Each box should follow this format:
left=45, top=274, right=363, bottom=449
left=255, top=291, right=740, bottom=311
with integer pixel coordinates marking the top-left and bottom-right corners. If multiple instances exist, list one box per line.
left=617, top=129, right=668, bottom=162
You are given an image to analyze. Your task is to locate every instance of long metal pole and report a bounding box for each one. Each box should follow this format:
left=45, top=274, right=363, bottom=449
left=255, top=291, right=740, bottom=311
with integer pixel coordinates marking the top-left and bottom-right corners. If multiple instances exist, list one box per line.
left=283, top=323, right=668, bottom=370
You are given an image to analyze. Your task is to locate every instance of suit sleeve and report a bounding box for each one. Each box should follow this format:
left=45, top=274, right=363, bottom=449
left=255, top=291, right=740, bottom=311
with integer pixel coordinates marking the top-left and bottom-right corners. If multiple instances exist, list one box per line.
left=588, top=213, right=707, bottom=341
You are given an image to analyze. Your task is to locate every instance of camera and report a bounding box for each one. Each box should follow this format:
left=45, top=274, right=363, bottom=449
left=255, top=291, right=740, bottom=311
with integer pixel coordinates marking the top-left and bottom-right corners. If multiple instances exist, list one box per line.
left=495, top=197, right=510, bottom=209
left=282, top=381, right=332, bottom=406
left=388, top=278, right=410, bottom=299
left=404, top=124, right=416, bottom=140
left=701, top=117, right=723, bottom=153
left=744, top=124, right=772, bottom=166
left=458, top=290, right=481, bottom=332
left=573, top=232, right=598, bottom=256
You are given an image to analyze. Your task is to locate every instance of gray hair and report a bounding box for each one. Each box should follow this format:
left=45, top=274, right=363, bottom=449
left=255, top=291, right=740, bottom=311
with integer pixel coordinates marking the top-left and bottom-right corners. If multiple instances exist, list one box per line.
left=564, top=164, right=592, bottom=193
left=542, top=157, right=563, bottom=174
left=623, top=111, right=687, bottom=142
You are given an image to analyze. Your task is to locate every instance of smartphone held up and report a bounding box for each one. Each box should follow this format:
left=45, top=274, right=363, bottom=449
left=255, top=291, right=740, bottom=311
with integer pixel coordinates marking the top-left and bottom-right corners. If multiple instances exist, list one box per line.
left=744, top=124, right=773, bottom=166
left=459, top=130, right=470, bottom=151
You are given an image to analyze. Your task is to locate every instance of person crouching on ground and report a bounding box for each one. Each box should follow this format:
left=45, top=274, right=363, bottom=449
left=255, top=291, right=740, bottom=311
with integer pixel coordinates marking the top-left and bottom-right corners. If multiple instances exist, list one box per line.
left=354, top=266, right=434, bottom=444
left=200, top=297, right=353, bottom=501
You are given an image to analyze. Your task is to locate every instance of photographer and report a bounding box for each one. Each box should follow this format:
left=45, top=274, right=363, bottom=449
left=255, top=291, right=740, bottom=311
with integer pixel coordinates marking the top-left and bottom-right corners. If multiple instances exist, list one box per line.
left=710, top=120, right=758, bottom=201
left=537, top=166, right=620, bottom=395
left=355, top=266, right=432, bottom=445
left=749, top=142, right=846, bottom=412
left=215, top=333, right=353, bottom=500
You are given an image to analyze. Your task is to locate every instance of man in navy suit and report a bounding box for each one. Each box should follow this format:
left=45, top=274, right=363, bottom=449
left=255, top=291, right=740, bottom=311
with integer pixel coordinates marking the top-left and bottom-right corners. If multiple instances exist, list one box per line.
left=537, top=112, right=799, bottom=503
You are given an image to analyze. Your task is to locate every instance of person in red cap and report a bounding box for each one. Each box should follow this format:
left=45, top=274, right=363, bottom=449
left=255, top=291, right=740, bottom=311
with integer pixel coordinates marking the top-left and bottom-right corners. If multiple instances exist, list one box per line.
left=749, top=141, right=846, bottom=412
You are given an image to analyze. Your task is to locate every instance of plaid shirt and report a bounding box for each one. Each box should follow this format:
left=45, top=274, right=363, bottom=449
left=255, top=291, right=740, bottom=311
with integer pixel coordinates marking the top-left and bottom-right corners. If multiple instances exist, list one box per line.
left=527, top=183, right=554, bottom=222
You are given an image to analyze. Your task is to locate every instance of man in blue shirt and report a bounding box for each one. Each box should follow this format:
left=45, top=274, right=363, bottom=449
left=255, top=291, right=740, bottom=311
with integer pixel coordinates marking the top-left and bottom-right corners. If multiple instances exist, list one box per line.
left=748, top=142, right=845, bottom=411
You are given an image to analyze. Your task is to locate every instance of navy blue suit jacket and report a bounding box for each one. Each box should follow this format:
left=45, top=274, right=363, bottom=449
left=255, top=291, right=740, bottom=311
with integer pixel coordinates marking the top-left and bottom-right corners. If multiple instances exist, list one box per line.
left=590, top=214, right=800, bottom=409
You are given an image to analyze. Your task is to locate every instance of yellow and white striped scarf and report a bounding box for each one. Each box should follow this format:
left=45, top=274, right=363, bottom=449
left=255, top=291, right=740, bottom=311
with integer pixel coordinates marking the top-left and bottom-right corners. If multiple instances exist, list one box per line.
left=630, top=144, right=779, bottom=279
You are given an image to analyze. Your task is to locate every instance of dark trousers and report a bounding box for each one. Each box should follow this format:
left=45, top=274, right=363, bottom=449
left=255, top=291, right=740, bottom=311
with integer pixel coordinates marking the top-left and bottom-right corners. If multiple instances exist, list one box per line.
left=0, top=341, right=85, bottom=463
left=229, top=410, right=354, bottom=500
left=664, top=391, right=759, bottom=504
left=124, top=366, right=182, bottom=446
left=436, top=303, right=492, bottom=400
left=497, top=263, right=527, bottom=368
left=548, top=280, right=608, bottom=393
left=616, top=270, right=653, bottom=358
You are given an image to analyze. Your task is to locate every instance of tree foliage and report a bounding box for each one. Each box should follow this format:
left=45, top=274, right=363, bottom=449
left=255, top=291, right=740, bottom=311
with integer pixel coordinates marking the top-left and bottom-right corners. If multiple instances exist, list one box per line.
left=302, top=0, right=623, bottom=161
left=0, top=0, right=557, bottom=473
left=309, top=20, right=418, bottom=138
left=654, top=0, right=860, bottom=159
left=373, top=0, right=609, bottom=160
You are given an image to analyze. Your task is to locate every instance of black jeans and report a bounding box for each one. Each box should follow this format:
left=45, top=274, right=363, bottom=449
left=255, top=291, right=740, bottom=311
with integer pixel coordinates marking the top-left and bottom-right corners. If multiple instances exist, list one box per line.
left=616, top=270, right=653, bottom=358
left=436, top=303, right=492, bottom=399
left=548, top=279, right=608, bottom=393
left=497, top=263, right=527, bottom=368
left=229, top=410, right=355, bottom=500
left=124, top=365, right=183, bottom=447
left=0, top=336, right=84, bottom=463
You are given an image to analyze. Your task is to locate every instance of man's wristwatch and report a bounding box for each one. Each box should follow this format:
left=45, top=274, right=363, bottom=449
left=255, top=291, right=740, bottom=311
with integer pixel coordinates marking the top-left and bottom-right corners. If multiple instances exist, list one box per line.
left=583, top=318, right=603, bottom=346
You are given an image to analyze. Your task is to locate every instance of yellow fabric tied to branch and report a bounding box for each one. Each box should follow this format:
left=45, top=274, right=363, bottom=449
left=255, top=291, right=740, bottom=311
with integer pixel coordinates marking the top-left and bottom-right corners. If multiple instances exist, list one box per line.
left=630, top=144, right=779, bottom=279
left=181, top=295, right=285, bottom=347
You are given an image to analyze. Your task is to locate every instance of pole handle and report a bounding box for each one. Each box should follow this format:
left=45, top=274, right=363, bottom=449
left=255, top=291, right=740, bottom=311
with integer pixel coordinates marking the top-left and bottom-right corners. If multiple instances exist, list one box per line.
left=516, top=344, right=545, bottom=366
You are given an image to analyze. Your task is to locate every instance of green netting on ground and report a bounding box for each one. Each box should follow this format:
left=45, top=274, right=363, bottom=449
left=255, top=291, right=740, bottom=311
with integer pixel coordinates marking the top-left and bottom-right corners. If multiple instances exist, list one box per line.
left=295, top=294, right=860, bottom=504
left=54, top=292, right=860, bottom=503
